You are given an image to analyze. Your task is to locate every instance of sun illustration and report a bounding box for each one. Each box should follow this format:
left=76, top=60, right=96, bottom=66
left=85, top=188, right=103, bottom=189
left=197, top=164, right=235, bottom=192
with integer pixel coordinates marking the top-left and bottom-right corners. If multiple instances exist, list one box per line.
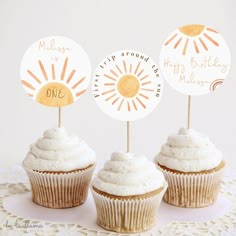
left=21, top=57, right=87, bottom=107
left=101, top=60, right=156, bottom=112
left=93, top=50, right=162, bottom=121
left=164, top=24, right=219, bottom=55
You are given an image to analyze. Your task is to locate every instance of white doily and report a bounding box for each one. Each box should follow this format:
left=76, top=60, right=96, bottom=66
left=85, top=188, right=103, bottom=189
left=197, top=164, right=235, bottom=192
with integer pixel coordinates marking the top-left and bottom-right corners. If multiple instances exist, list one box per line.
left=0, top=166, right=235, bottom=236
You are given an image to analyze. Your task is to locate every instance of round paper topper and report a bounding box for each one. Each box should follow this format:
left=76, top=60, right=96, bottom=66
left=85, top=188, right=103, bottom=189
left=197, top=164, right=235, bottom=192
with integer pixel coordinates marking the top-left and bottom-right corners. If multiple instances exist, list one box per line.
left=159, top=24, right=231, bottom=96
left=93, top=50, right=162, bottom=121
left=20, top=36, right=91, bottom=107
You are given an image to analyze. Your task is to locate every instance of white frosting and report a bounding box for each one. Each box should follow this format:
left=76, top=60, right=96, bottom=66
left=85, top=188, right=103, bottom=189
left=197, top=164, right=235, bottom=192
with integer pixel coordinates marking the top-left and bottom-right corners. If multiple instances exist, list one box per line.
left=92, top=152, right=166, bottom=196
left=155, top=128, right=223, bottom=172
left=23, top=127, right=96, bottom=171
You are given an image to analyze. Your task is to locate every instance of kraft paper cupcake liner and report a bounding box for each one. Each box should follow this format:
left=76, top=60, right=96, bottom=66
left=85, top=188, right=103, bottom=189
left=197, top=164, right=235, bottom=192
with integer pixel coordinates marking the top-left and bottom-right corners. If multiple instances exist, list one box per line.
left=24, top=165, right=95, bottom=208
left=91, top=182, right=168, bottom=233
left=157, top=165, right=224, bottom=208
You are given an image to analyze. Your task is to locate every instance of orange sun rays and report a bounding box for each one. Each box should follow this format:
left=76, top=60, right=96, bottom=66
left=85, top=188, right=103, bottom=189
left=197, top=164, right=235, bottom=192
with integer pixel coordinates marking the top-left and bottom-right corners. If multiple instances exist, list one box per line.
left=164, top=27, right=219, bottom=55
left=101, top=60, right=153, bottom=112
left=21, top=57, right=86, bottom=98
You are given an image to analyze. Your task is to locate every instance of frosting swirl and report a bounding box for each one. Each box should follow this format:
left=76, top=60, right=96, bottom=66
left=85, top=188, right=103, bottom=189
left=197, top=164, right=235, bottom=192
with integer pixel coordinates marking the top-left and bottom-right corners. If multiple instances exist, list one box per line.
left=23, top=127, right=96, bottom=171
left=92, top=152, right=165, bottom=196
left=155, top=128, right=223, bottom=172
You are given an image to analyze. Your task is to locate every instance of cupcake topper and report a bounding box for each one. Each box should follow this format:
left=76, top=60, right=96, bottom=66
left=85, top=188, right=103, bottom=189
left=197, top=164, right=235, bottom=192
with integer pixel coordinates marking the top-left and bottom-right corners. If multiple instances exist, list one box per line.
left=159, top=24, right=231, bottom=128
left=93, top=50, right=162, bottom=152
left=20, top=36, right=91, bottom=127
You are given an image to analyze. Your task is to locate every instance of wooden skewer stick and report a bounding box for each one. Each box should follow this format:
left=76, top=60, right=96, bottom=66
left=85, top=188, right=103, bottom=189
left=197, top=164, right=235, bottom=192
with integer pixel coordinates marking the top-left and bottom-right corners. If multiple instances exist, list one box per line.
left=127, top=121, right=130, bottom=152
left=187, top=95, right=191, bottom=129
left=58, top=107, right=62, bottom=128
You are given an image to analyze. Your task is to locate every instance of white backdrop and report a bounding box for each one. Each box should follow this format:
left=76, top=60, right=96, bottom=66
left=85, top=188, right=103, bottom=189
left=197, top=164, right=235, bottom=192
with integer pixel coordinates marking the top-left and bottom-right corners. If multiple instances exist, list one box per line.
left=0, top=0, right=235, bottom=168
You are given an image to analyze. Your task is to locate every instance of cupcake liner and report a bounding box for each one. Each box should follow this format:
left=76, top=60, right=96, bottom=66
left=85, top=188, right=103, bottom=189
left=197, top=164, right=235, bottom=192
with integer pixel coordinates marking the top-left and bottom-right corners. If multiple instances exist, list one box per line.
left=91, top=182, right=167, bottom=233
left=24, top=165, right=95, bottom=208
left=157, top=165, right=224, bottom=208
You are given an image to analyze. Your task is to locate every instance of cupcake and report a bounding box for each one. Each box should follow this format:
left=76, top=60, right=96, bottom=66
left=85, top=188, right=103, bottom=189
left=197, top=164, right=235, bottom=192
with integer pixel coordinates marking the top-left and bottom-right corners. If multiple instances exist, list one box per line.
left=91, top=152, right=167, bottom=233
left=155, top=128, right=225, bottom=208
left=23, top=127, right=96, bottom=208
